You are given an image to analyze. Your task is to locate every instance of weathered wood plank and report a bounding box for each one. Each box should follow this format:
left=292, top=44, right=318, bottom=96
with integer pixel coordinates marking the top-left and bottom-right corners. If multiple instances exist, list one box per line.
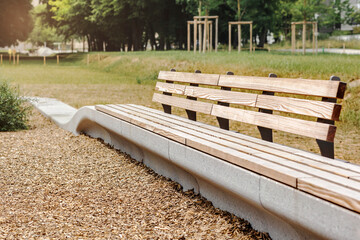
left=153, top=93, right=213, bottom=114
left=156, top=83, right=340, bottom=120
left=98, top=104, right=360, bottom=211
left=155, top=82, right=186, bottom=95
left=129, top=104, right=360, bottom=174
left=219, top=75, right=346, bottom=99
left=116, top=104, right=360, bottom=187
left=211, top=104, right=336, bottom=142
left=95, top=105, right=187, bottom=144
left=98, top=104, right=309, bottom=187
left=185, top=85, right=257, bottom=107
left=229, top=21, right=253, bottom=24
left=256, top=94, right=341, bottom=120
left=186, top=137, right=310, bottom=187
left=158, top=71, right=220, bottom=85
left=298, top=177, right=360, bottom=213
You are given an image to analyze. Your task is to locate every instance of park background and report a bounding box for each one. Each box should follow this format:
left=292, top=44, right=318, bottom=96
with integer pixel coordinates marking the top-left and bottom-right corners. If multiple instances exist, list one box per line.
left=1, top=1, right=360, bottom=239
left=0, top=0, right=360, bottom=162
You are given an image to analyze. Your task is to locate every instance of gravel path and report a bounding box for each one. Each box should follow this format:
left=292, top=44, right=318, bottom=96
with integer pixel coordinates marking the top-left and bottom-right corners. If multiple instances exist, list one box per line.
left=0, top=110, right=268, bottom=239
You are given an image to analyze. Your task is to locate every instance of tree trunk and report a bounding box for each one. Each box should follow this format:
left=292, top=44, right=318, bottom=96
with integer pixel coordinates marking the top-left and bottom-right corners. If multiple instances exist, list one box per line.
left=165, top=38, right=170, bottom=50
left=258, top=28, right=267, bottom=48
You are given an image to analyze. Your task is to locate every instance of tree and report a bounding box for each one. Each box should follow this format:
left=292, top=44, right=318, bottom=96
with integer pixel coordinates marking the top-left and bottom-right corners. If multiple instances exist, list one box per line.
left=322, top=0, right=355, bottom=30
left=240, top=0, right=282, bottom=47
left=28, top=4, right=63, bottom=47
left=49, top=0, right=103, bottom=51
left=0, top=0, right=33, bottom=47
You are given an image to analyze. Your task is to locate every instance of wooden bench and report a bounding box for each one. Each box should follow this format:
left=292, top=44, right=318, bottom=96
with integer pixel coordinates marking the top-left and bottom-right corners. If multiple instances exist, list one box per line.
left=94, top=70, right=360, bottom=238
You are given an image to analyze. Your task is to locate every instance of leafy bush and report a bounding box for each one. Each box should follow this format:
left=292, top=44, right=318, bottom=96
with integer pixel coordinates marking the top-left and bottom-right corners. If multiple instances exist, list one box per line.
left=317, top=33, right=330, bottom=40
left=0, top=81, right=31, bottom=131
left=331, top=30, right=352, bottom=36
left=353, top=26, right=360, bottom=34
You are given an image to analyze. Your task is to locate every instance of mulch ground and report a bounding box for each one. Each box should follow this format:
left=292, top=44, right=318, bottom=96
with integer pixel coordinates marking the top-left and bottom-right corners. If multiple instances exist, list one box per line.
left=0, top=110, right=270, bottom=239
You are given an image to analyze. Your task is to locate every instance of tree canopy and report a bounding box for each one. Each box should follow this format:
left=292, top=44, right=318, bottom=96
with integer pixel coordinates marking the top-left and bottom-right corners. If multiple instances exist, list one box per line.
left=1, top=0, right=358, bottom=49
left=0, top=0, right=33, bottom=47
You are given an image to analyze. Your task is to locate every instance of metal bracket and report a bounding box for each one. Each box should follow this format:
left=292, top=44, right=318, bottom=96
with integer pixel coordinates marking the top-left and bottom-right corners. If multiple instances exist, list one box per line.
left=185, top=70, right=201, bottom=121
left=216, top=72, right=233, bottom=130
left=162, top=68, right=176, bottom=114
left=257, top=73, right=277, bottom=142
left=316, top=75, right=340, bottom=159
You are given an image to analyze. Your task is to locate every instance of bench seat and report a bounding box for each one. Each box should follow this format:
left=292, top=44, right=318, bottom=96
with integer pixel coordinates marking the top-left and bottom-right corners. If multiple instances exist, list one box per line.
left=96, top=103, right=360, bottom=214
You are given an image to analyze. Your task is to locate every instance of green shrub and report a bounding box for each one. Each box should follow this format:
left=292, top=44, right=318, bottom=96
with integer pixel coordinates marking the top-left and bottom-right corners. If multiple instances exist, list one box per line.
left=317, top=33, right=330, bottom=40
left=0, top=81, right=31, bottom=131
left=353, top=26, right=360, bottom=34
left=331, top=30, right=352, bottom=36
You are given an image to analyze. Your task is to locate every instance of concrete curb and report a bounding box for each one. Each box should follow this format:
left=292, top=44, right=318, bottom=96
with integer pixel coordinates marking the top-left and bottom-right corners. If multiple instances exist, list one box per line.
left=30, top=97, right=360, bottom=240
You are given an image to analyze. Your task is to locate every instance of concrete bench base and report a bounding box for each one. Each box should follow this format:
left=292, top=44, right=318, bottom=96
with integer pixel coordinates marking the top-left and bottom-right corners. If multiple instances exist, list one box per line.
left=30, top=98, right=360, bottom=240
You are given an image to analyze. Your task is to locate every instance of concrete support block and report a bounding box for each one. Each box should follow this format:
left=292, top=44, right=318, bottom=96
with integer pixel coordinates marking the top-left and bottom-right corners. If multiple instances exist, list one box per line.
left=259, top=177, right=360, bottom=240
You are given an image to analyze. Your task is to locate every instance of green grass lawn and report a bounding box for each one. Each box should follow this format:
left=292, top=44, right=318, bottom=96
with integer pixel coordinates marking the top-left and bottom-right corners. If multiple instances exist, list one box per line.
left=0, top=51, right=359, bottom=162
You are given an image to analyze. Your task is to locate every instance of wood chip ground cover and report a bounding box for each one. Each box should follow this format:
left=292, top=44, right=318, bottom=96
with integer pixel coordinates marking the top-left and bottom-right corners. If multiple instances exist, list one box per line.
left=0, top=110, right=269, bottom=239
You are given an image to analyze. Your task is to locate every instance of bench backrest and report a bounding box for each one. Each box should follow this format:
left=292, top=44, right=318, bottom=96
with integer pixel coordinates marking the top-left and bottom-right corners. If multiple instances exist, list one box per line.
left=153, top=69, right=347, bottom=158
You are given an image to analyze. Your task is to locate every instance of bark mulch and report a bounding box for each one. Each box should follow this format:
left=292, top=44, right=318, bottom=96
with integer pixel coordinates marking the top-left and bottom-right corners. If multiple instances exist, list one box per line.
left=0, top=110, right=270, bottom=239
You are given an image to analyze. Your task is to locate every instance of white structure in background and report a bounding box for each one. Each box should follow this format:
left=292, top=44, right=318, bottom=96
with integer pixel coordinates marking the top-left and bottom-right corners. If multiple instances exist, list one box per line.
left=37, top=47, right=54, bottom=56
left=330, top=34, right=360, bottom=40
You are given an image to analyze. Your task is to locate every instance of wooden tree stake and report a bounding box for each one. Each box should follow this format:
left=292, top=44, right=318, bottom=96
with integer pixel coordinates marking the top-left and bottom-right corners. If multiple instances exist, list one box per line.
left=187, top=22, right=191, bottom=52
left=215, top=17, right=218, bottom=52
left=199, top=22, right=202, bottom=53
left=191, top=16, right=218, bottom=53
left=194, top=19, right=198, bottom=53
left=237, top=24, right=241, bottom=52
left=291, top=24, right=296, bottom=54
left=291, top=21, right=318, bottom=55
left=210, top=22, right=213, bottom=51
left=228, top=23, right=231, bottom=52
left=228, top=21, right=252, bottom=53
left=250, top=23, right=253, bottom=52
left=302, top=22, right=306, bottom=55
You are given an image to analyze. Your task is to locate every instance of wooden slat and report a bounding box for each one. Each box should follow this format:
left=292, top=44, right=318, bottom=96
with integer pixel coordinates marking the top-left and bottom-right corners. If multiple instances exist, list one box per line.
left=129, top=105, right=360, bottom=175
left=219, top=75, right=346, bottom=99
left=292, top=152, right=360, bottom=175
left=157, top=82, right=257, bottom=107
left=229, top=21, right=253, bottom=24
left=116, top=105, right=360, bottom=189
left=256, top=95, right=341, bottom=120
left=155, top=82, right=186, bottom=95
left=152, top=93, right=213, bottom=114
left=97, top=104, right=309, bottom=187
left=211, top=104, right=336, bottom=142
left=97, top=104, right=360, bottom=211
left=184, top=85, right=257, bottom=107
left=187, top=137, right=310, bottom=187
left=298, top=177, right=360, bottom=213
left=95, top=105, right=187, bottom=144
left=156, top=82, right=340, bottom=120
left=125, top=105, right=359, bottom=178
left=158, top=71, right=219, bottom=86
